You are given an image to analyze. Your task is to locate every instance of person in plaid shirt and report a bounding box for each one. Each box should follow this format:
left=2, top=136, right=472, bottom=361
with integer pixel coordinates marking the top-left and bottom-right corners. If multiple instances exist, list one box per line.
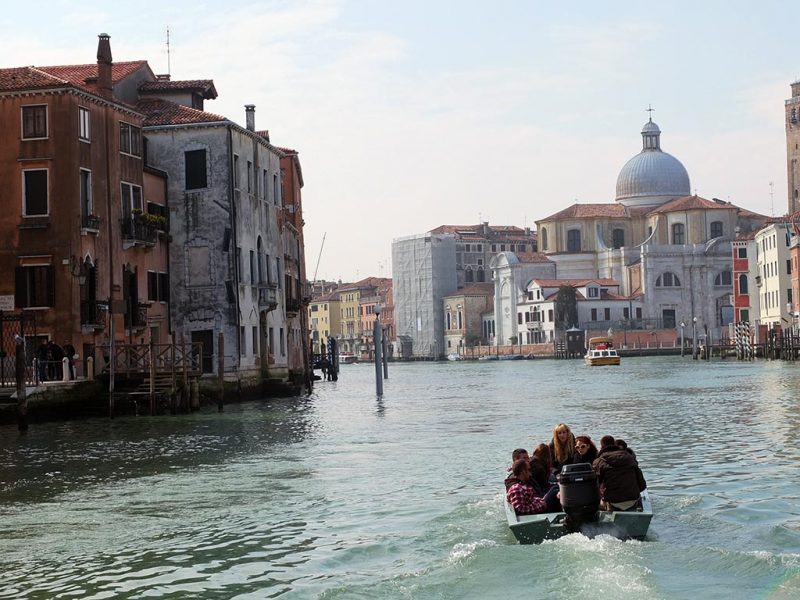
left=506, top=459, right=549, bottom=515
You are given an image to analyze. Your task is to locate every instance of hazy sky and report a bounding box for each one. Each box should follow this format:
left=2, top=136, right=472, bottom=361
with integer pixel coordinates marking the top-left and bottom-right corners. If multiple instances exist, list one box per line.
left=4, top=1, right=797, bottom=282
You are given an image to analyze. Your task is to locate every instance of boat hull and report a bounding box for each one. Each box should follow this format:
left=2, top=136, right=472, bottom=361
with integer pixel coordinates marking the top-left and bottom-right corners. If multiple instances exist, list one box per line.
left=505, top=491, right=652, bottom=544
left=584, top=356, right=621, bottom=366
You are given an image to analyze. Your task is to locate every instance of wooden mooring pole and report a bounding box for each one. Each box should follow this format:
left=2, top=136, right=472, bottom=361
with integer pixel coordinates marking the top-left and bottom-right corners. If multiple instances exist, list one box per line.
left=218, top=332, right=224, bottom=412
left=16, top=337, right=28, bottom=432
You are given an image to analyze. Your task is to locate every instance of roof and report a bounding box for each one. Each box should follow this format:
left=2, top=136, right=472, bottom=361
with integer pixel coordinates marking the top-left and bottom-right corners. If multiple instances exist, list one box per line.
left=531, top=278, right=619, bottom=288
left=312, top=292, right=339, bottom=303
left=336, top=276, right=391, bottom=292
left=540, top=203, right=629, bottom=221
left=429, top=224, right=534, bottom=240
left=0, top=66, right=71, bottom=91
left=137, top=98, right=228, bottom=127
left=38, top=60, right=149, bottom=90
left=139, top=79, right=217, bottom=98
left=444, top=283, right=494, bottom=298
left=515, top=251, right=553, bottom=263
left=648, top=195, right=732, bottom=214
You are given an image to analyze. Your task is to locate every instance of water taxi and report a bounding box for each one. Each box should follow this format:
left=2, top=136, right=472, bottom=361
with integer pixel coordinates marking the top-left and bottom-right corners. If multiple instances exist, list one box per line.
left=584, top=336, right=620, bottom=366
left=504, top=490, right=652, bottom=544
left=338, top=352, right=358, bottom=364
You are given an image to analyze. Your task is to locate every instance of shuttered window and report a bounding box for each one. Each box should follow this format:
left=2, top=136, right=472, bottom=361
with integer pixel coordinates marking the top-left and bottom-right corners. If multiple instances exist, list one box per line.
left=15, top=265, right=54, bottom=307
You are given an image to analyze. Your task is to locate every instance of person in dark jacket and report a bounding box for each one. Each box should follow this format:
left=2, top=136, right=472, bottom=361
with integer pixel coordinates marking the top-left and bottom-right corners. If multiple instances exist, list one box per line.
left=530, top=443, right=554, bottom=492
left=615, top=438, right=637, bottom=461
left=592, top=435, right=646, bottom=511
left=572, top=435, right=598, bottom=465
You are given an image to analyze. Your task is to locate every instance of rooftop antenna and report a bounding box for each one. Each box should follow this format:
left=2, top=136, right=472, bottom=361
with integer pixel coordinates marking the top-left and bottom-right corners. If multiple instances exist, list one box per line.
left=646, top=104, right=655, bottom=122
left=166, top=25, right=171, bottom=76
left=770, top=181, right=774, bottom=217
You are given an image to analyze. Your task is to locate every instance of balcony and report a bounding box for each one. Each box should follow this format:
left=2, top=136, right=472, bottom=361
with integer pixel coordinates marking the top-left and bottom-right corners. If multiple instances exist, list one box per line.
left=81, top=213, right=101, bottom=232
left=124, top=303, right=147, bottom=329
left=121, top=214, right=157, bottom=248
left=286, top=296, right=302, bottom=314
left=526, top=321, right=542, bottom=330
left=258, top=284, right=279, bottom=311
left=80, top=300, right=104, bottom=329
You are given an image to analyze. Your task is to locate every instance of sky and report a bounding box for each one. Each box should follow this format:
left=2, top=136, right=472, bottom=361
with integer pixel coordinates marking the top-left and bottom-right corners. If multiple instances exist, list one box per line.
left=3, top=1, right=798, bottom=282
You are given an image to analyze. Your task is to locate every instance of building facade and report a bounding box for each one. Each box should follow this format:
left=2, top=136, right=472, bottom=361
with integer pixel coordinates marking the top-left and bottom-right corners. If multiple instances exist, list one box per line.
left=442, top=283, right=494, bottom=353
left=787, top=80, right=800, bottom=215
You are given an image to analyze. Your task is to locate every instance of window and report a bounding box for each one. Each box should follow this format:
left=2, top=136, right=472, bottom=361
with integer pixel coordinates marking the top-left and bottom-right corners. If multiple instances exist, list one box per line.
left=253, top=326, right=258, bottom=355
left=273, top=174, right=280, bottom=206
left=656, top=272, right=681, bottom=287
left=120, top=182, right=143, bottom=214
left=23, top=169, right=48, bottom=216
left=280, top=327, right=285, bottom=355
left=737, top=247, right=747, bottom=259
left=710, top=221, right=723, bottom=239
left=517, top=313, right=523, bottom=325
left=662, top=309, right=676, bottom=329
left=247, top=160, right=253, bottom=193
left=623, top=307, right=630, bottom=319
left=262, top=169, right=268, bottom=200
left=567, top=229, right=581, bottom=252
left=233, top=155, right=240, bottom=189
left=788, top=289, right=793, bottom=306
left=636, top=307, right=642, bottom=318
left=604, top=308, right=611, bottom=320
left=465, top=268, right=473, bottom=283
left=446, top=312, right=452, bottom=330
left=714, top=271, right=732, bottom=286
left=788, top=259, right=793, bottom=275
left=15, top=265, right=54, bottom=307
left=119, top=122, right=141, bottom=156
left=612, top=228, right=625, bottom=249
left=739, top=274, right=748, bottom=295
left=80, top=169, right=92, bottom=219
left=249, top=250, right=255, bottom=284
left=587, top=287, right=599, bottom=298
left=276, top=258, right=281, bottom=288
left=79, top=107, right=90, bottom=141
left=22, top=105, right=47, bottom=139
left=185, top=149, right=207, bottom=189
left=240, top=326, right=246, bottom=356
left=741, top=309, right=750, bottom=322
left=147, top=271, right=170, bottom=302
left=591, top=308, right=597, bottom=321
left=672, top=223, right=685, bottom=244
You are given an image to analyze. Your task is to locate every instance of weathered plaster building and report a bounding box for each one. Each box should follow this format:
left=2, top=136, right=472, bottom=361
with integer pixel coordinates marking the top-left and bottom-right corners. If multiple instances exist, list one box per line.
left=442, top=283, right=494, bottom=353
left=787, top=80, right=800, bottom=215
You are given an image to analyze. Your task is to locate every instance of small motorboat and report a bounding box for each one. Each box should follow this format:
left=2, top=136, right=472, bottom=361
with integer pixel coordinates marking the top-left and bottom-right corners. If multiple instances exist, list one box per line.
left=446, top=353, right=463, bottom=361
left=338, top=352, right=357, bottom=364
left=505, top=463, right=651, bottom=544
left=584, top=336, right=620, bottom=366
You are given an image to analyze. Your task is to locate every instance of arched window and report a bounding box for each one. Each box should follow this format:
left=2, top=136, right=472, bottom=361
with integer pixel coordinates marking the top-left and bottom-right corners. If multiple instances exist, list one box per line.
left=655, top=272, right=681, bottom=287
left=710, top=221, right=723, bottom=239
left=715, top=270, right=732, bottom=286
left=256, top=236, right=264, bottom=283
left=541, top=227, right=548, bottom=251
left=672, top=223, right=685, bottom=244
left=739, top=274, right=748, bottom=295
left=476, top=267, right=485, bottom=282
left=446, top=311, right=452, bottom=330
left=567, top=229, right=581, bottom=252
left=612, top=228, right=625, bottom=249
left=465, top=268, right=474, bottom=283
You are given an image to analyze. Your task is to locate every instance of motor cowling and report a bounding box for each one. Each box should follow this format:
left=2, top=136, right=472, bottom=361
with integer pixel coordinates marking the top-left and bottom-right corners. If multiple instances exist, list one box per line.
left=558, top=463, right=600, bottom=532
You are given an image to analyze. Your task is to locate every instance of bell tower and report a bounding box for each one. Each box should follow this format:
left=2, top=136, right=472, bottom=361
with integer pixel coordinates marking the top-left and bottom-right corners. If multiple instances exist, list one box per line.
left=787, top=80, right=800, bottom=214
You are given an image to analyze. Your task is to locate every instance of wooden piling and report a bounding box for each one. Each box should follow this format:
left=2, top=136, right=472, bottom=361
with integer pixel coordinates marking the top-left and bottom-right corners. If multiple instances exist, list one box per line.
left=16, top=340, right=28, bottom=432
left=218, top=332, right=224, bottom=412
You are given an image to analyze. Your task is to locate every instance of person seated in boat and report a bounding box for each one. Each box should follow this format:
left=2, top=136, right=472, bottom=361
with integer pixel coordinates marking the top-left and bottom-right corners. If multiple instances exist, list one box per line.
left=615, top=438, right=637, bottom=461
left=530, top=443, right=554, bottom=491
left=504, top=448, right=530, bottom=490
left=506, top=459, right=560, bottom=515
left=592, top=435, right=647, bottom=512
left=572, top=435, right=598, bottom=464
left=548, top=423, right=575, bottom=474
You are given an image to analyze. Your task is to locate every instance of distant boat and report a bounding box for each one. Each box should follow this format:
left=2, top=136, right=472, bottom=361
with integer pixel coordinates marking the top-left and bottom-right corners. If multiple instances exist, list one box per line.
left=338, top=352, right=357, bottom=364
left=584, top=336, right=620, bottom=366
left=478, top=355, right=499, bottom=361
left=498, top=354, right=524, bottom=361
left=446, top=353, right=463, bottom=361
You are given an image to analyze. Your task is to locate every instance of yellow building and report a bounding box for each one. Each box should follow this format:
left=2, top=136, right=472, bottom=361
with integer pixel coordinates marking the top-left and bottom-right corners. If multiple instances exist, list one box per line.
left=309, top=293, right=340, bottom=355
left=338, top=287, right=362, bottom=354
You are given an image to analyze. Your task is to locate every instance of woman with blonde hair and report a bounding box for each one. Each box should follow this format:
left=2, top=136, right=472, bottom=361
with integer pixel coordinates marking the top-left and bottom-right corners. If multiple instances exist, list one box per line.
left=548, top=423, right=575, bottom=472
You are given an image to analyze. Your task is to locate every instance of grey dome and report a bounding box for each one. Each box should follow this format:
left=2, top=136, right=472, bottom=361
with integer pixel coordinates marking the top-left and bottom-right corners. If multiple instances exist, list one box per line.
left=615, top=120, right=690, bottom=208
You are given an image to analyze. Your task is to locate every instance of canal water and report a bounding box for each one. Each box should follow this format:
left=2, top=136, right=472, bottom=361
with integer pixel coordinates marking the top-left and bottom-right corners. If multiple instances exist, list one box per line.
left=1, top=357, right=799, bottom=599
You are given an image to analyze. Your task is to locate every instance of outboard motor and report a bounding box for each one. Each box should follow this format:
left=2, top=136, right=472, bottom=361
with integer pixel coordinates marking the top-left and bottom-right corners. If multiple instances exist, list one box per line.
left=558, top=463, right=600, bottom=533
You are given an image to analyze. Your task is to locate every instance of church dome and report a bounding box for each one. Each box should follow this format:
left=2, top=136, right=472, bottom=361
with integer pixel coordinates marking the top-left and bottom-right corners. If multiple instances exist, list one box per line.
left=615, top=119, right=690, bottom=208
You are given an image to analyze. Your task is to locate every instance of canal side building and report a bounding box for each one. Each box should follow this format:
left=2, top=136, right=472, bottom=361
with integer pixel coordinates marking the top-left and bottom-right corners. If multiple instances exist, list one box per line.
left=0, top=34, right=171, bottom=372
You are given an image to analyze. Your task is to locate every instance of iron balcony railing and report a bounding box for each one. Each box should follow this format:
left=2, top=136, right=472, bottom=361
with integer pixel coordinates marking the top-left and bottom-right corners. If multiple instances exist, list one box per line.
left=121, top=214, right=157, bottom=245
left=80, top=300, right=103, bottom=327
left=81, top=213, right=101, bottom=230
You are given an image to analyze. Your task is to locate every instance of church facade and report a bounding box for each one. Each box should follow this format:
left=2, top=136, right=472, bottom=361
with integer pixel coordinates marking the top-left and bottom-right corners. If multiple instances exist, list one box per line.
left=535, top=118, right=768, bottom=339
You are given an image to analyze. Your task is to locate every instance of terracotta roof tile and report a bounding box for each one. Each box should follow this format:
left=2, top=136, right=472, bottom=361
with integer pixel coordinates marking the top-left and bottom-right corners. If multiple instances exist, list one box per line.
left=515, top=251, right=552, bottom=263
left=532, top=278, right=619, bottom=288
left=540, top=203, right=628, bottom=221
left=139, top=79, right=217, bottom=98
left=0, top=66, right=69, bottom=91
left=38, top=61, right=148, bottom=90
left=648, top=195, right=731, bottom=214
left=137, top=98, right=228, bottom=126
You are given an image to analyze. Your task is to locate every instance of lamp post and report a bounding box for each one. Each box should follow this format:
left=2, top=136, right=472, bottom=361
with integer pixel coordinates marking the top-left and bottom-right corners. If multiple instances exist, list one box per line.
left=373, top=304, right=383, bottom=396
left=692, top=316, right=698, bottom=360
left=680, top=322, right=685, bottom=357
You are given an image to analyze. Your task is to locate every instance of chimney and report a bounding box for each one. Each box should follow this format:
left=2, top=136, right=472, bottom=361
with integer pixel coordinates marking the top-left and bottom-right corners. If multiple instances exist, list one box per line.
left=482, top=221, right=489, bottom=236
left=245, top=104, right=256, bottom=131
left=96, top=33, right=113, bottom=99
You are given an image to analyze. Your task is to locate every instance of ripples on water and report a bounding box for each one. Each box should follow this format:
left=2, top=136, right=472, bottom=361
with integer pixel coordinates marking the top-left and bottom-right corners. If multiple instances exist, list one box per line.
left=1, top=357, right=800, bottom=599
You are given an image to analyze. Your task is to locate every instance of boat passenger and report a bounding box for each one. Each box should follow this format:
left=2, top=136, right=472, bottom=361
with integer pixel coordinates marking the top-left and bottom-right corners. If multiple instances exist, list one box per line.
left=592, top=435, right=647, bottom=512
left=572, top=435, right=598, bottom=464
left=506, top=459, right=559, bottom=515
left=530, top=443, right=554, bottom=491
left=615, top=438, right=637, bottom=460
left=548, top=423, right=575, bottom=473
left=504, top=449, right=530, bottom=490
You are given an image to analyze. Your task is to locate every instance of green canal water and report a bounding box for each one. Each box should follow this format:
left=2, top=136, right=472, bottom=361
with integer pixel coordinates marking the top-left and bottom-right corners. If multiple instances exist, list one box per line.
left=1, top=357, right=799, bottom=599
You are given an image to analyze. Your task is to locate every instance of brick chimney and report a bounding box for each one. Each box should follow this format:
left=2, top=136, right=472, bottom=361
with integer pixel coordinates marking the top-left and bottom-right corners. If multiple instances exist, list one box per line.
left=97, top=33, right=113, bottom=99
left=245, top=104, right=255, bottom=131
